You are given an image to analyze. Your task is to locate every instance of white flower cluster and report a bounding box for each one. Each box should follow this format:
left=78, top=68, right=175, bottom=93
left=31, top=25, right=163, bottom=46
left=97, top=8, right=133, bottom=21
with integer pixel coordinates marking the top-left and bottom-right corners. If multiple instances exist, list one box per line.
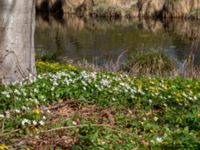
left=1, top=68, right=200, bottom=130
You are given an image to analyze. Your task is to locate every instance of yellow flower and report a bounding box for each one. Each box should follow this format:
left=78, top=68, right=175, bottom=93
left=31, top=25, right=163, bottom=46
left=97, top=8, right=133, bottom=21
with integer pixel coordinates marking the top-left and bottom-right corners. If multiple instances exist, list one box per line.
left=150, top=129, right=155, bottom=133
left=67, top=64, right=77, bottom=71
left=0, top=144, right=8, bottom=150
left=197, top=114, right=200, bottom=117
left=163, top=142, right=169, bottom=145
left=34, top=108, right=40, bottom=115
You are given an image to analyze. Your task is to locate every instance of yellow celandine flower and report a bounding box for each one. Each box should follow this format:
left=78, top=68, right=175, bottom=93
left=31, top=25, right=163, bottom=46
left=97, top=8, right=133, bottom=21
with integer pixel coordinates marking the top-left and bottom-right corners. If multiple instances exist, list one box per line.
left=67, top=64, right=77, bottom=71
left=0, top=144, right=8, bottom=150
left=36, top=61, right=60, bottom=69
left=34, top=108, right=40, bottom=115
left=176, top=93, right=181, bottom=97
left=197, top=114, right=200, bottom=117
left=150, top=129, right=155, bottom=133
left=163, top=142, right=169, bottom=145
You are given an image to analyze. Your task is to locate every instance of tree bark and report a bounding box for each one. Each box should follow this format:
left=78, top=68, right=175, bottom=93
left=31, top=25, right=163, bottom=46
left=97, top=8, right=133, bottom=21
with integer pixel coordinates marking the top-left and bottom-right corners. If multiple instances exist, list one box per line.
left=0, top=0, right=36, bottom=83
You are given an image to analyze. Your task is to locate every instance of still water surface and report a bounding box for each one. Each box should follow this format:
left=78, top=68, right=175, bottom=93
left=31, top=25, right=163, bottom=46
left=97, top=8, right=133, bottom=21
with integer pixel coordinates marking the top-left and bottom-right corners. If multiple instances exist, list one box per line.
left=35, top=15, right=200, bottom=67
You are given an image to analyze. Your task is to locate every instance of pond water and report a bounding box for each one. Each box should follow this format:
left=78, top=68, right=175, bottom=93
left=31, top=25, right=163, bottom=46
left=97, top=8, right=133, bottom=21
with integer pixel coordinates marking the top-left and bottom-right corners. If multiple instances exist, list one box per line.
left=35, top=15, right=200, bottom=67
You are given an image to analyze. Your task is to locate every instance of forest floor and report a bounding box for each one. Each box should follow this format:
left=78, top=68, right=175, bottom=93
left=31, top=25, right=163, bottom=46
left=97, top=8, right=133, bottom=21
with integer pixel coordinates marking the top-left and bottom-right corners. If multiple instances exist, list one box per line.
left=0, top=61, right=200, bottom=149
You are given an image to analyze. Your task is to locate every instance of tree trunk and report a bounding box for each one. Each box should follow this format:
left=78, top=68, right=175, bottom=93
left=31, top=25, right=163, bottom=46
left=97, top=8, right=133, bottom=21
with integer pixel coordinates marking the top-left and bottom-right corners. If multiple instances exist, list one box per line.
left=0, top=0, right=36, bottom=83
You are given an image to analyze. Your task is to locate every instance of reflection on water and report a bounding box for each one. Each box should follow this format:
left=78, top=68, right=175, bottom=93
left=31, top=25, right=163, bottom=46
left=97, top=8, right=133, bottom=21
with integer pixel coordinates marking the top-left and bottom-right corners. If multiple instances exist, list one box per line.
left=35, top=14, right=200, bottom=67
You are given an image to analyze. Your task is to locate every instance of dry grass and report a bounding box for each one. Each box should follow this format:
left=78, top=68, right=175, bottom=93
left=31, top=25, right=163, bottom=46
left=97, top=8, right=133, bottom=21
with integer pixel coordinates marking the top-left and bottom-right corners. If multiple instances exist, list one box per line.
left=72, top=50, right=200, bottom=79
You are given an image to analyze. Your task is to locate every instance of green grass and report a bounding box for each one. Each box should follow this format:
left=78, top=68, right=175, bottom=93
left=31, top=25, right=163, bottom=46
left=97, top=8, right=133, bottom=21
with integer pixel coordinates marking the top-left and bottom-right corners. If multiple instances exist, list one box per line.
left=0, top=61, right=200, bottom=149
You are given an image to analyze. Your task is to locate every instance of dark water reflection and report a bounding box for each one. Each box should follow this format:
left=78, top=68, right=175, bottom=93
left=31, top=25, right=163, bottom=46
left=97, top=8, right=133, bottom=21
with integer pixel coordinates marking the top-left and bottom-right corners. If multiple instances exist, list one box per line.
left=35, top=15, right=200, bottom=67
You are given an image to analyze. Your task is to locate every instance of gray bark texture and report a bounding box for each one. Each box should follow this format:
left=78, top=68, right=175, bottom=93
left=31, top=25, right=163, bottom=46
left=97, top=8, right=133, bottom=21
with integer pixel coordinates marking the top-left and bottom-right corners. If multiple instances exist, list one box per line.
left=0, top=0, right=36, bottom=83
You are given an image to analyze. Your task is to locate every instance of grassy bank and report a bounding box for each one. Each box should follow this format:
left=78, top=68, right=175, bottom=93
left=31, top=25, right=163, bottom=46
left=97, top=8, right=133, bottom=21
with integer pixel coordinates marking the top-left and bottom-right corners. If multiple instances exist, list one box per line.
left=0, top=61, right=200, bottom=149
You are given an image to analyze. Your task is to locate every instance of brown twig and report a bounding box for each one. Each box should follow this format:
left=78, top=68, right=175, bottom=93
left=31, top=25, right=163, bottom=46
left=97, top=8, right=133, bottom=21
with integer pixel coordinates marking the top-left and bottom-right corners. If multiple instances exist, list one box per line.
left=40, top=123, right=136, bottom=138
left=41, top=124, right=113, bottom=134
left=0, top=129, right=20, bottom=137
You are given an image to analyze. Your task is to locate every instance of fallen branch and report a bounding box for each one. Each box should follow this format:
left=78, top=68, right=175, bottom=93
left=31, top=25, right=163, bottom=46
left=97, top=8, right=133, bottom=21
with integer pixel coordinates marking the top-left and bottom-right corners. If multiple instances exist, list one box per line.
left=40, top=124, right=136, bottom=138
left=41, top=124, right=113, bottom=133
left=0, top=129, right=20, bottom=137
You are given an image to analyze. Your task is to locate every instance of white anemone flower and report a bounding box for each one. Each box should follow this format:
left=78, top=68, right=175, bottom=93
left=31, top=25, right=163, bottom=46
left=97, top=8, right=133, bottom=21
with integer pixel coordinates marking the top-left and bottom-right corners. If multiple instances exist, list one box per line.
left=100, top=79, right=110, bottom=86
left=156, top=137, right=163, bottom=143
left=0, top=114, right=5, bottom=118
left=33, top=120, right=37, bottom=126
left=22, top=119, right=31, bottom=126
left=39, top=120, right=45, bottom=126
